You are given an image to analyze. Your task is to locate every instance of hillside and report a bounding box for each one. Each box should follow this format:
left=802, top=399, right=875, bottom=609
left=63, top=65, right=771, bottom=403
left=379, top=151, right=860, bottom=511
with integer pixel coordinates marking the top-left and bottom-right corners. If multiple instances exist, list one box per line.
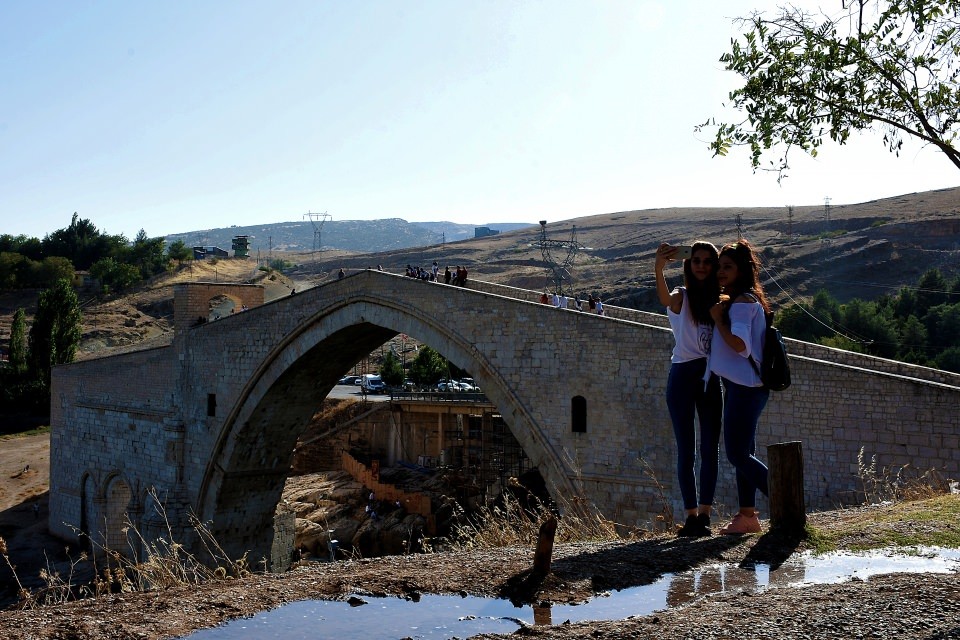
left=164, top=218, right=535, bottom=254
left=1, top=187, right=959, bottom=361
left=299, top=186, right=960, bottom=310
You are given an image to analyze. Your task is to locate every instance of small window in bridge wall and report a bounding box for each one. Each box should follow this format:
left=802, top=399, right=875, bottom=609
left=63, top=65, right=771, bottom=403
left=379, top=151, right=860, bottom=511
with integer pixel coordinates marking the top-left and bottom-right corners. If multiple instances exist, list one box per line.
left=572, top=396, right=587, bottom=433
left=207, top=393, right=216, bottom=417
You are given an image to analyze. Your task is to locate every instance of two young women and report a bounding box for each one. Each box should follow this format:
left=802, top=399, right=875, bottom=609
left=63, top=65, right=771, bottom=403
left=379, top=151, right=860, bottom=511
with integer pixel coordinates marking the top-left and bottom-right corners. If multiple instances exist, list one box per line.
left=655, top=239, right=771, bottom=536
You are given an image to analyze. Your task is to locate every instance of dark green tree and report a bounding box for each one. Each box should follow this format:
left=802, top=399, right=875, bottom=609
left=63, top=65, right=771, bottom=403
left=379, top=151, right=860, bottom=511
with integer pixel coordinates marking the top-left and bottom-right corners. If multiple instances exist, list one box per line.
left=166, top=239, right=193, bottom=266
left=925, top=303, right=960, bottom=352
left=0, top=252, right=29, bottom=289
left=126, top=229, right=169, bottom=279
left=937, top=346, right=960, bottom=373
left=0, top=234, right=43, bottom=261
left=9, top=308, right=28, bottom=375
left=90, top=257, right=142, bottom=293
left=897, top=314, right=928, bottom=361
left=36, top=256, right=75, bottom=287
left=41, top=212, right=126, bottom=270
left=28, top=278, right=82, bottom=388
left=380, top=351, right=404, bottom=387
left=838, top=298, right=899, bottom=359
left=914, top=268, right=950, bottom=318
left=408, top=345, right=447, bottom=386
left=701, top=1, right=960, bottom=178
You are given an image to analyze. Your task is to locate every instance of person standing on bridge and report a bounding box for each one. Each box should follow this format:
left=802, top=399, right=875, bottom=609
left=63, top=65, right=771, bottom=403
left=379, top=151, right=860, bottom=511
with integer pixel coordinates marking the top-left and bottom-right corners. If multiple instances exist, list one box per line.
left=709, top=239, right=771, bottom=535
left=656, top=241, right=722, bottom=537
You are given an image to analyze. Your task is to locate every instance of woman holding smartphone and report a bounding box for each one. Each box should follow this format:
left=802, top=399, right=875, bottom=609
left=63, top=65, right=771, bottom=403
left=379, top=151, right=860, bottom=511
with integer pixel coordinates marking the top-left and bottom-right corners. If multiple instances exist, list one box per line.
left=709, top=239, right=770, bottom=534
left=655, top=241, right=722, bottom=537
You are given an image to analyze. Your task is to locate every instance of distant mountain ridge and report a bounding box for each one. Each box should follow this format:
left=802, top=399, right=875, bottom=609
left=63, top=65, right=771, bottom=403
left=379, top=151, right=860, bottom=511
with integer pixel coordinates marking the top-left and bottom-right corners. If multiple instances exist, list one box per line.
left=165, top=219, right=536, bottom=254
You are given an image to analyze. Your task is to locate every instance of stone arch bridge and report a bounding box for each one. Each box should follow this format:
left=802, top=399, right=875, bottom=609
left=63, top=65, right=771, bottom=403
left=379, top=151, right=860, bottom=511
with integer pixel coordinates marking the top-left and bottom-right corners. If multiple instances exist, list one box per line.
left=50, top=270, right=959, bottom=569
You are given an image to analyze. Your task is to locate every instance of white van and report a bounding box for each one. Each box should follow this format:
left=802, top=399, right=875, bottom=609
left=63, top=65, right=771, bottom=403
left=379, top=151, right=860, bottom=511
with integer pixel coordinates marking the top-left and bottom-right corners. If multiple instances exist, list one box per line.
left=361, top=374, right=387, bottom=394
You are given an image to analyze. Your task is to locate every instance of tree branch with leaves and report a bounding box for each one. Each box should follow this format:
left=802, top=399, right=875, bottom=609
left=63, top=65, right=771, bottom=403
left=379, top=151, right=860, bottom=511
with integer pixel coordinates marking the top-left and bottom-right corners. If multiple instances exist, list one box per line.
left=698, top=0, right=960, bottom=178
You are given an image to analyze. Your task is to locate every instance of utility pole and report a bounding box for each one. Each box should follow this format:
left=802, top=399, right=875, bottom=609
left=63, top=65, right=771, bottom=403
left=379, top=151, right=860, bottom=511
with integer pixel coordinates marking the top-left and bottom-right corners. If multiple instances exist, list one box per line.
left=537, top=221, right=582, bottom=296
left=304, top=211, right=331, bottom=263
left=786, top=205, right=794, bottom=237
left=735, top=213, right=744, bottom=240
left=824, top=197, right=832, bottom=230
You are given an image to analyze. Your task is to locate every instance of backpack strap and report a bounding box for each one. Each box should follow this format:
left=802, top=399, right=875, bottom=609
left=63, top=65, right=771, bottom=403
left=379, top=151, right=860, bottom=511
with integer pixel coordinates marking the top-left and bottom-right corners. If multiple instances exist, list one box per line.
left=741, top=291, right=767, bottom=379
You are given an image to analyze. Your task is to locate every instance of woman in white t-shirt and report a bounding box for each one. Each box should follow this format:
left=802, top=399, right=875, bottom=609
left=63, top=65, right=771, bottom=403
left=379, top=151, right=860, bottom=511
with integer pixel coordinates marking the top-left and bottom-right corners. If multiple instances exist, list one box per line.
left=709, top=239, right=771, bottom=535
left=655, top=241, right=722, bottom=537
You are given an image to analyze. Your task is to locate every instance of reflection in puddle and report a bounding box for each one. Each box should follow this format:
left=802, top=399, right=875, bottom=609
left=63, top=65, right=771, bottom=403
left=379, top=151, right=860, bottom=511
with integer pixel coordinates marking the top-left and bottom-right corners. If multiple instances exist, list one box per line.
left=180, top=547, right=959, bottom=639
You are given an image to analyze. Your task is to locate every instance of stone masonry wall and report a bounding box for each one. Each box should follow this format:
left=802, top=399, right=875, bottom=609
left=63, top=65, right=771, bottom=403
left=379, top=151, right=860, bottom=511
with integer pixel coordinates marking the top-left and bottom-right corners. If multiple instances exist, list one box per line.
left=49, top=346, right=179, bottom=545
left=50, top=271, right=959, bottom=564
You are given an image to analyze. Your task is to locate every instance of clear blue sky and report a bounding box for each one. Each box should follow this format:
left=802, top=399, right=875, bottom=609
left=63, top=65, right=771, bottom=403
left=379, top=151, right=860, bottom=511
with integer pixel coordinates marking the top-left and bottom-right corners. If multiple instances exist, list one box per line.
left=2, top=1, right=956, bottom=240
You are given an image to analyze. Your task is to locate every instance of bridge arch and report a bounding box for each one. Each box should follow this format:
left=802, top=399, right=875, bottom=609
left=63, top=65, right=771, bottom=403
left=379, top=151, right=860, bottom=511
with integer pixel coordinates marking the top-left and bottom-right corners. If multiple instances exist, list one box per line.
left=198, top=292, right=580, bottom=561
left=49, top=271, right=960, bottom=571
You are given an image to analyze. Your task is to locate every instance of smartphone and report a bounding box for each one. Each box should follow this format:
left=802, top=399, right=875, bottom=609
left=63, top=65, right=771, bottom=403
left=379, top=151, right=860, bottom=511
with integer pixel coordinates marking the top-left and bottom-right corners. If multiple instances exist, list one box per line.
left=674, top=245, right=693, bottom=260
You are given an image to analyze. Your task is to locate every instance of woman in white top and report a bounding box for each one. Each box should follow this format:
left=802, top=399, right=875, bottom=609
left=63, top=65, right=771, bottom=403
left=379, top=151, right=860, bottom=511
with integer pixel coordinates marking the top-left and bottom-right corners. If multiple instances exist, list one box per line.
left=656, top=241, right=722, bottom=537
left=709, top=239, right=771, bottom=535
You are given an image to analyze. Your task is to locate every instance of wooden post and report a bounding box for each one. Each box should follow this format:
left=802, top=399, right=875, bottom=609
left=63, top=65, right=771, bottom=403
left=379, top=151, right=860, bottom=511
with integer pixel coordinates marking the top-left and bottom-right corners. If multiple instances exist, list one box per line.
left=532, top=516, right=558, bottom=576
left=767, top=441, right=806, bottom=533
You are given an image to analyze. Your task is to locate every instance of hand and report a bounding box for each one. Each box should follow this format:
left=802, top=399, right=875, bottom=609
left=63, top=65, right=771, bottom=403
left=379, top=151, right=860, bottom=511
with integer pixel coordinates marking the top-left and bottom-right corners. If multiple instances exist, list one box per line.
left=710, top=296, right=730, bottom=324
left=655, top=243, right=679, bottom=270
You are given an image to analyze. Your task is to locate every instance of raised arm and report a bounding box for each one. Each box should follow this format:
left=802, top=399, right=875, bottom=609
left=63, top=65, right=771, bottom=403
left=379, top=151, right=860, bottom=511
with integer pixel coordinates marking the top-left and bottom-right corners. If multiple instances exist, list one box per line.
left=655, top=243, right=684, bottom=313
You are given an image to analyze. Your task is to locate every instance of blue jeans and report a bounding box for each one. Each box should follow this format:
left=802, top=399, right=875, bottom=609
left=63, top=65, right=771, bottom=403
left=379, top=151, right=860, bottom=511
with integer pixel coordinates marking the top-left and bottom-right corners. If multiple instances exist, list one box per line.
left=666, top=359, right=722, bottom=510
left=721, top=378, right=770, bottom=509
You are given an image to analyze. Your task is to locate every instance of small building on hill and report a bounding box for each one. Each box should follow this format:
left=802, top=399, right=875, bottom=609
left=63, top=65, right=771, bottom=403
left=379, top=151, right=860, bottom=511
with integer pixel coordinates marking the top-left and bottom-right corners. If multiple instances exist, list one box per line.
left=474, top=226, right=500, bottom=238
left=192, top=246, right=229, bottom=260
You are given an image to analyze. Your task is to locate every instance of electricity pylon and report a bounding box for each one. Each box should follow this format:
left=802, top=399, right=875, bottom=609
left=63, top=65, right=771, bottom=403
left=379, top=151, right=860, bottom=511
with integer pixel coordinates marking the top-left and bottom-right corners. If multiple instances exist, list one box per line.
left=538, top=221, right=582, bottom=296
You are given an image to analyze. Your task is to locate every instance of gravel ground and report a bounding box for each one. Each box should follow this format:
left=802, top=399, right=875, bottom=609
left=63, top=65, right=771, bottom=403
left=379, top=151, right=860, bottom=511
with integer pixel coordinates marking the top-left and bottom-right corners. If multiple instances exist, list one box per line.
left=0, top=505, right=958, bottom=640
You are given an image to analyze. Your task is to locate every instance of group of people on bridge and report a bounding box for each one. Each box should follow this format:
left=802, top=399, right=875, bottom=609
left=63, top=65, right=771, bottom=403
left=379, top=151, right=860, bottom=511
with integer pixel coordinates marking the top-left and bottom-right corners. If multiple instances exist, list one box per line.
left=539, top=291, right=604, bottom=315
left=405, top=262, right=468, bottom=286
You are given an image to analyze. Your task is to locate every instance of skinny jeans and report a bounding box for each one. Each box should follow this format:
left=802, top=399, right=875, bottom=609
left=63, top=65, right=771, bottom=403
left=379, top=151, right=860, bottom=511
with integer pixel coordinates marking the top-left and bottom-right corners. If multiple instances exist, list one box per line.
left=720, top=378, right=770, bottom=509
left=666, top=358, right=722, bottom=510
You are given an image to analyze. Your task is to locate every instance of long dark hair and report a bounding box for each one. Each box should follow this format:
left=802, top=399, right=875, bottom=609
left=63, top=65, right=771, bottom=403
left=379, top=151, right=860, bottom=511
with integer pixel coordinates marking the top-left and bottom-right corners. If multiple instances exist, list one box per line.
left=718, top=239, right=770, bottom=313
left=683, top=241, right=720, bottom=325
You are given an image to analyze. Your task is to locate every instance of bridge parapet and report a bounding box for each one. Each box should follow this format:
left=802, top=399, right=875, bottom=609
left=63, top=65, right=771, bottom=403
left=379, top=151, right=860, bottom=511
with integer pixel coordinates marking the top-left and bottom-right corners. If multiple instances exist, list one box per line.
left=173, top=282, right=265, bottom=331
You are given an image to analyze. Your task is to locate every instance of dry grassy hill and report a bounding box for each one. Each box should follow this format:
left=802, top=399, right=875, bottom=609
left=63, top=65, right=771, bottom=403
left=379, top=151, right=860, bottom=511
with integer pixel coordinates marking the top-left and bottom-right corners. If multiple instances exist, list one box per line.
left=1, top=187, right=958, bottom=360
left=305, top=186, right=960, bottom=310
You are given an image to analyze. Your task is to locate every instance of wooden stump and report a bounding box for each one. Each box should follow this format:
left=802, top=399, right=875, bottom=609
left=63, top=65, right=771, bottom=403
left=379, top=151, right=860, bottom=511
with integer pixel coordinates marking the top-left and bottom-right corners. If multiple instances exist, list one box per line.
left=532, top=516, right=558, bottom=576
left=767, top=441, right=806, bottom=533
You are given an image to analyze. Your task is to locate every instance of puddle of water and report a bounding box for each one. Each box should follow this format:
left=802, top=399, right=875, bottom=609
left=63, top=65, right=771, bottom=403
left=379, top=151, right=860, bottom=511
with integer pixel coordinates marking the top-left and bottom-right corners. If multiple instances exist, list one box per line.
left=179, top=547, right=960, bottom=639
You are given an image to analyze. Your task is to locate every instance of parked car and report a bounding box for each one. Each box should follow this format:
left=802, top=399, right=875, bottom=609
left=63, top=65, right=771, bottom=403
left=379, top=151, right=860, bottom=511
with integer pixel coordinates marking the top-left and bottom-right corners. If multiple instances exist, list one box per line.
left=338, top=375, right=361, bottom=385
left=457, top=380, right=477, bottom=392
left=361, top=374, right=387, bottom=394
left=436, top=380, right=462, bottom=392
left=437, top=380, right=463, bottom=391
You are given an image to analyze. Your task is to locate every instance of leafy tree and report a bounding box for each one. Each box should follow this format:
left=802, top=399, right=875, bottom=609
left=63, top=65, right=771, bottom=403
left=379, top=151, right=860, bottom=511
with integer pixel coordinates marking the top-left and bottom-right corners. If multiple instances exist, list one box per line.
left=894, top=285, right=917, bottom=319
left=380, top=351, right=404, bottom=387
left=838, top=298, right=899, bottom=358
left=914, top=268, right=950, bottom=317
left=28, top=278, right=82, bottom=388
left=167, top=239, right=193, bottom=265
left=702, top=1, right=960, bottom=178
left=0, top=234, right=43, bottom=260
left=0, top=252, right=29, bottom=289
left=90, top=257, right=141, bottom=292
left=937, top=346, right=960, bottom=373
left=125, top=229, right=169, bottom=279
left=897, top=314, right=928, bottom=359
left=9, top=308, right=27, bottom=375
left=41, top=212, right=126, bottom=270
left=408, top=345, right=447, bottom=386
left=36, top=256, right=75, bottom=288
left=925, top=302, right=960, bottom=351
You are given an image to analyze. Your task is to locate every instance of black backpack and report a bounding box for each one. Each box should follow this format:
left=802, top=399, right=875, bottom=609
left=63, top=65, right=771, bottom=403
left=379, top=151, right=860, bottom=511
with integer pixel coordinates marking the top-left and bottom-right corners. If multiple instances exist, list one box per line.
left=748, top=309, right=791, bottom=392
